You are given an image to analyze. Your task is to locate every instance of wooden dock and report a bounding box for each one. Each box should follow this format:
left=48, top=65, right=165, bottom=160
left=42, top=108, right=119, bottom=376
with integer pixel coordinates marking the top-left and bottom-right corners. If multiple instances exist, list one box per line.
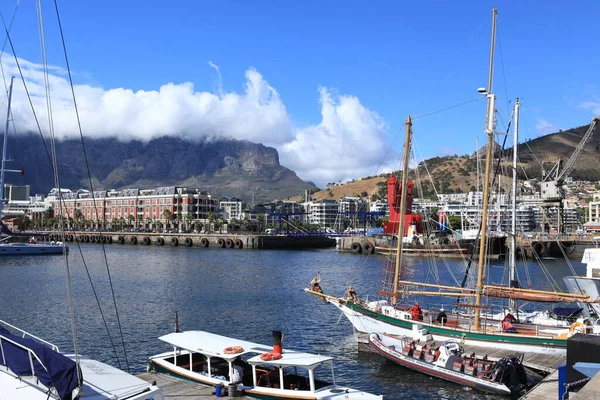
left=519, top=369, right=559, bottom=400
left=137, top=372, right=249, bottom=400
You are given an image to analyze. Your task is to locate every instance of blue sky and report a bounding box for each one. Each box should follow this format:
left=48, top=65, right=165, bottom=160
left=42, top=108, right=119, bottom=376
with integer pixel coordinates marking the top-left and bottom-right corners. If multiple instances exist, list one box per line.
left=1, top=1, right=599, bottom=187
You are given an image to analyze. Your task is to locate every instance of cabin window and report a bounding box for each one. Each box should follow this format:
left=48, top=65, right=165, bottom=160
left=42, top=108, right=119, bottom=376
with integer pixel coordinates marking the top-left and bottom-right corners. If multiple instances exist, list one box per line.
left=312, top=363, right=334, bottom=390
left=592, top=268, right=600, bottom=278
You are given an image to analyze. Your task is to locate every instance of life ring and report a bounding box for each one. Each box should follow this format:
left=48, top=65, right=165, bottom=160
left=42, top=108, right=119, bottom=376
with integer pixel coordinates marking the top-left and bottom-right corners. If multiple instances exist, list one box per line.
left=234, top=239, right=243, bottom=249
left=143, top=237, right=151, bottom=245
left=67, top=234, right=74, bottom=242
left=217, top=238, right=226, bottom=248
left=118, top=236, right=125, bottom=244
left=351, top=242, right=363, bottom=254
left=171, top=237, right=179, bottom=246
left=107, top=236, right=113, bottom=244
left=363, top=243, right=374, bottom=254
left=84, top=235, right=90, bottom=243
left=130, top=236, right=138, bottom=244
left=200, top=238, right=209, bottom=247
left=157, top=237, right=165, bottom=246
left=260, top=352, right=282, bottom=361
left=78, top=235, right=84, bottom=242
left=223, top=346, right=244, bottom=354
left=570, top=321, right=585, bottom=335
left=226, top=238, right=234, bottom=248
left=185, top=238, right=193, bottom=247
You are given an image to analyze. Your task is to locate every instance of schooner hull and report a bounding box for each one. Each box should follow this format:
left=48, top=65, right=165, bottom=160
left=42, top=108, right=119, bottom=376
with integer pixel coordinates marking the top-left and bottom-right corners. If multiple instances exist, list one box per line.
left=327, top=297, right=567, bottom=354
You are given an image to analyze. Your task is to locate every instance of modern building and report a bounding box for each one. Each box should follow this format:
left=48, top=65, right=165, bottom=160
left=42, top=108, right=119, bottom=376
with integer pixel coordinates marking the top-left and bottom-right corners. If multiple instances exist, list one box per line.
left=219, top=197, right=243, bottom=222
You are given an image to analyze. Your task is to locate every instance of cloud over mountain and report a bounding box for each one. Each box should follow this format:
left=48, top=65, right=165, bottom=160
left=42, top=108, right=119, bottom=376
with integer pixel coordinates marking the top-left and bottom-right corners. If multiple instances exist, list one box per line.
left=0, top=54, right=389, bottom=187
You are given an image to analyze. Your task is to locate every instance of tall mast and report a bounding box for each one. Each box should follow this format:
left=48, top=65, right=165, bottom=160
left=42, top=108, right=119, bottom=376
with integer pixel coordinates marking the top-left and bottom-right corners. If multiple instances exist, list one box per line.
left=474, top=8, right=497, bottom=330
left=0, top=77, right=15, bottom=221
left=509, top=99, right=520, bottom=311
left=392, top=116, right=413, bottom=306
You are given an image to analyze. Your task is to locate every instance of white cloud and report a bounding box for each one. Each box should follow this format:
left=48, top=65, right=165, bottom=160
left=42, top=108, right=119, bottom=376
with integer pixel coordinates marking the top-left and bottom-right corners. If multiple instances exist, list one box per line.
left=536, top=119, right=561, bottom=135
left=0, top=53, right=388, bottom=188
left=579, top=101, right=600, bottom=114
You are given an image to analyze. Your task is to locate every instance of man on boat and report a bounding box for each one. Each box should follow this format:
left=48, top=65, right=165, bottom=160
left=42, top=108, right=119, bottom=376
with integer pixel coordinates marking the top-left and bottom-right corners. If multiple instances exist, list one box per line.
left=310, top=273, right=323, bottom=294
left=501, top=316, right=518, bottom=333
left=346, top=286, right=358, bottom=302
left=436, top=307, right=448, bottom=325
left=231, top=357, right=245, bottom=384
left=408, top=304, right=423, bottom=321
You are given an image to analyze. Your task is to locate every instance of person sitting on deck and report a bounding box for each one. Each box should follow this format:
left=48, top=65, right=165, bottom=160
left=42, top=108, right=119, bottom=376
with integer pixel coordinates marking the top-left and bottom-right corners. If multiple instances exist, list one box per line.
left=502, top=318, right=518, bottom=333
left=346, top=286, right=358, bottom=302
left=408, top=304, right=423, bottom=321
left=310, top=273, right=323, bottom=294
left=436, top=308, right=448, bottom=325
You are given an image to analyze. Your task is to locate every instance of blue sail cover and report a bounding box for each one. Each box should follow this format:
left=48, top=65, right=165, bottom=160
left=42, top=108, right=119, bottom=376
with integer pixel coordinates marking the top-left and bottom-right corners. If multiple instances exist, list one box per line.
left=0, top=326, right=80, bottom=400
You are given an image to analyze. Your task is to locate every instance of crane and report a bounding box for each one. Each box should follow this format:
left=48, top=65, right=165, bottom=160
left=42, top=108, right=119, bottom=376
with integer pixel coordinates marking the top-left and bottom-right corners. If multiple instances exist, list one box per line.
left=540, top=117, right=599, bottom=232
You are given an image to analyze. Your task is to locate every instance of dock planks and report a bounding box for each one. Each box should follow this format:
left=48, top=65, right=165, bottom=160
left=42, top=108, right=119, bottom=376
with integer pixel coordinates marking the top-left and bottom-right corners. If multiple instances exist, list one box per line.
left=519, top=369, right=559, bottom=400
left=137, top=372, right=249, bottom=400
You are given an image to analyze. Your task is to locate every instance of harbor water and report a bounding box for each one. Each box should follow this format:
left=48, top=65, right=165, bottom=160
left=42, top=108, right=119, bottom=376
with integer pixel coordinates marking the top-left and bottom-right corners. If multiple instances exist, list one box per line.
left=0, top=245, right=586, bottom=400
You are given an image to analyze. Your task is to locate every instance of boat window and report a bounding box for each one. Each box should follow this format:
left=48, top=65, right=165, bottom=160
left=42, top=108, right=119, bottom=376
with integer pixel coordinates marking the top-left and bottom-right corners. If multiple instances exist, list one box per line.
left=280, top=366, right=311, bottom=391
left=313, top=363, right=334, bottom=389
left=592, top=268, right=600, bottom=278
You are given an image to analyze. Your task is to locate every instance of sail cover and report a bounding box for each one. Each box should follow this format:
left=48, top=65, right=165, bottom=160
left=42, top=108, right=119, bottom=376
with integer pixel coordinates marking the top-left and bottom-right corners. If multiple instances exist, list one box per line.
left=0, top=326, right=80, bottom=400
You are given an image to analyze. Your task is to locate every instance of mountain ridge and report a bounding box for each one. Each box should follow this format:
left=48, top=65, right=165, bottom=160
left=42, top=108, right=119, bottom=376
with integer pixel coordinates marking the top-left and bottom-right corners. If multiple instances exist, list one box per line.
left=7, top=134, right=315, bottom=202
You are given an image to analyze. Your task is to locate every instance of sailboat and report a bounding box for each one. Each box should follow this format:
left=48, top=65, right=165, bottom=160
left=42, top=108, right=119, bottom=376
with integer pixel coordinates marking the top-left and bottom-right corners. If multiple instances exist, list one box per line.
left=305, top=9, right=600, bottom=355
left=0, top=2, right=163, bottom=399
left=0, top=77, right=65, bottom=256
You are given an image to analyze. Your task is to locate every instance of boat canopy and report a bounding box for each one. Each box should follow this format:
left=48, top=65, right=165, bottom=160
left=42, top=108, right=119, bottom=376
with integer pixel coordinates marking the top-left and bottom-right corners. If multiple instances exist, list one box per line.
left=0, top=326, right=80, bottom=400
left=159, top=331, right=272, bottom=360
left=247, top=351, right=333, bottom=368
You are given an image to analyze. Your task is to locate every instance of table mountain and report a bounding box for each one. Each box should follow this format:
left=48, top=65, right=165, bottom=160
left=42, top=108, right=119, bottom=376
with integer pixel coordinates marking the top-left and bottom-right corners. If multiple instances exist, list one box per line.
left=7, top=134, right=315, bottom=202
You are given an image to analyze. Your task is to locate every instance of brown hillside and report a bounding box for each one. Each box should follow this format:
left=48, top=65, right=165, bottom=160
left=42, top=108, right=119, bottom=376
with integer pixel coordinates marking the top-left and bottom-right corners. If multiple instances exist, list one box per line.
left=290, top=176, right=387, bottom=201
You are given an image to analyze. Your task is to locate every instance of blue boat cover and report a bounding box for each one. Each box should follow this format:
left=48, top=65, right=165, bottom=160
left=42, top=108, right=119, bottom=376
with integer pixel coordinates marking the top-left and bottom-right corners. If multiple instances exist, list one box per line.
left=0, top=326, right=80, bottom=400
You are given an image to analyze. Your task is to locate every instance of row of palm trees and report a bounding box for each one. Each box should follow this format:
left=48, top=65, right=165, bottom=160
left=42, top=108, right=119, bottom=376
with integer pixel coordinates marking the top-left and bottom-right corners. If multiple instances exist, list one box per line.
left=28, top=209, right=270, bottom=233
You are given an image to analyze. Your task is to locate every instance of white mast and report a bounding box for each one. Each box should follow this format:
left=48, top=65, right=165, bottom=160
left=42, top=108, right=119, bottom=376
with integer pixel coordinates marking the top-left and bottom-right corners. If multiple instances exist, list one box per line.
left=509, top=99, right=520, bottom=311
left=0, top=76, right=15, bottom=221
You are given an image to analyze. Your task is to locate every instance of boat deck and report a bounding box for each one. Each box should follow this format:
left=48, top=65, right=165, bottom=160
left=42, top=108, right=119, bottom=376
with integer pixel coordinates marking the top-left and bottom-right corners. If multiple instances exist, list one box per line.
left=461, top=344, right=565, bottom=374
left=137, top=372, right=249, bottom=400
left=357, top=333, right=565, bottom=374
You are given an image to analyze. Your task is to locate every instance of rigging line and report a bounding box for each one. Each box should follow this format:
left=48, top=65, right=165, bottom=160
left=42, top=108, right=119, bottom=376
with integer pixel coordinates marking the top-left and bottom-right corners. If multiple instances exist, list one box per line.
left=458, top=107, right=513, bottom=301
left=0, top=1, right=22, bottom=95
left=495, top=23, right=511, bottom=117
left=413, top=96, right=486, bottom=120
left=53, top=0, right=131, bottom=373
left=34, top=0, right=83, bottom=368
left=0, top=24, right=57, bottom=178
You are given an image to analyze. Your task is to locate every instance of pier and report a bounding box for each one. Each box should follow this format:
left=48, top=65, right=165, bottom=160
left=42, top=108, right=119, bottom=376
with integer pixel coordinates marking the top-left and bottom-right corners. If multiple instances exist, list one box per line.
left=40, top=231, right=335, bottom=250
left=137, top=372, right=249, bottom=399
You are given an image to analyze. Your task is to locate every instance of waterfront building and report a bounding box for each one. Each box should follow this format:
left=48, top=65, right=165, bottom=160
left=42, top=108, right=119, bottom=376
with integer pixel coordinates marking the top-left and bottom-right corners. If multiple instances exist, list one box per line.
left=50, top=186, right=217, bottom=229
left=219, top=197, right=243, bottom=222
left=304, top=199, right=339, bottom=228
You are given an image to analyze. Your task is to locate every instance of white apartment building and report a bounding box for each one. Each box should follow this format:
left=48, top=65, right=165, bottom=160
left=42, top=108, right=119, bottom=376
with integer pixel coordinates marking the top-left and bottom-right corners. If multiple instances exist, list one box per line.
left=219, top=197, right=243, bottom=222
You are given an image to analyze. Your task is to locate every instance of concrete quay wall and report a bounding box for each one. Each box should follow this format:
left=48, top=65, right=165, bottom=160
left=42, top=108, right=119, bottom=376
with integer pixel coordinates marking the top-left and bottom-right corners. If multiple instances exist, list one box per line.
left=42, top=231, right=335, bottom=250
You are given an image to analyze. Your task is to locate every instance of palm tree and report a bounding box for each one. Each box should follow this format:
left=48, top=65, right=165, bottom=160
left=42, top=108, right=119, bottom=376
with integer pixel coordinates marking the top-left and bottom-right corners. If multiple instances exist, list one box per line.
left=208, top=212, right=216, bottom=233
left=163, top=210, right=173, bottom=230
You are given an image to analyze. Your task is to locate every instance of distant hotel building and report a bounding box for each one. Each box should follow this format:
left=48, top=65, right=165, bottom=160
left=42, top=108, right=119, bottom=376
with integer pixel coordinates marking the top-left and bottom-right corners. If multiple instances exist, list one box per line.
left=51, top=186, right=217, bottom=226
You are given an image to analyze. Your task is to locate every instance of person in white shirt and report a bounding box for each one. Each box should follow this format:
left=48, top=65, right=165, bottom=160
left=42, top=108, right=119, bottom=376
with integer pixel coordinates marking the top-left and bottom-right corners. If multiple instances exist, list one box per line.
left=231, top=357, right=244, bottom=384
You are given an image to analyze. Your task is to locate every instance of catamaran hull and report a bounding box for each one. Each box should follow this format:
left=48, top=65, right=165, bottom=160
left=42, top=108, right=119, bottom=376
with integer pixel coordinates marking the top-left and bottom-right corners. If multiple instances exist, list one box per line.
left=327, top=297, right=566, bottom=355
left=368, top=336, right=512, bottom=395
